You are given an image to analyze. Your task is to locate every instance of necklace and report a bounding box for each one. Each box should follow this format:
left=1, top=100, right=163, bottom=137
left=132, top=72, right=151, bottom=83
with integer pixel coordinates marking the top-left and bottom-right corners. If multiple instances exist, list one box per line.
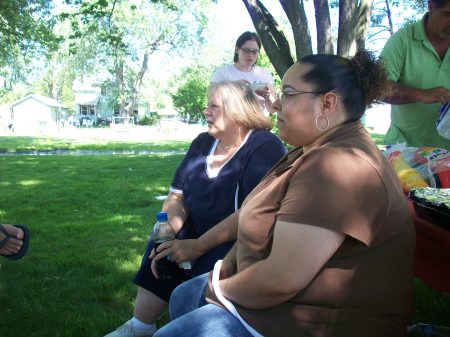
left=218, top=141, right=239, bottom=151
left=217, top=129, right=249, bottom=152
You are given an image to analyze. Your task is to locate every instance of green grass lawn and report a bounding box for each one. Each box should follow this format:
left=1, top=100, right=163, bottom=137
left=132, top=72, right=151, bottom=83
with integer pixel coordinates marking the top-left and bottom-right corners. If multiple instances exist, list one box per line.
left=0, top=135, right=191, bottom=153
left=0, top=134, right=449, bottom=337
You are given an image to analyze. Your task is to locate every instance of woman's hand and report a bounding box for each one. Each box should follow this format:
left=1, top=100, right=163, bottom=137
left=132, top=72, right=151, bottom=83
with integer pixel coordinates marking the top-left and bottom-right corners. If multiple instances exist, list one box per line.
left=150, top=248, right=160, bottom=279
left=238, top=79, right=251, bottom=86
left=254, top=84, right=276, bottom=115
left=254, top=86, right=270, bottom=100
left=151, top=239, right=203, bottom=265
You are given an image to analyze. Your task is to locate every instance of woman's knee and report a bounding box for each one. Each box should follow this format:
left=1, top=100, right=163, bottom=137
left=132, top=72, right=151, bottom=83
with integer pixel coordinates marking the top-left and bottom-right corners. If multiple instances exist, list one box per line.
left=155, top=304, right=253, bottom=337
left=169, top=273, right=209, bottom=319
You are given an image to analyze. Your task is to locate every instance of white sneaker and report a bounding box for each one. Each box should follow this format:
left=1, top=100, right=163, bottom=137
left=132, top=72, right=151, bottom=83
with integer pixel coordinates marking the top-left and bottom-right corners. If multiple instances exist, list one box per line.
left=104, top=319, right=156, bottom=337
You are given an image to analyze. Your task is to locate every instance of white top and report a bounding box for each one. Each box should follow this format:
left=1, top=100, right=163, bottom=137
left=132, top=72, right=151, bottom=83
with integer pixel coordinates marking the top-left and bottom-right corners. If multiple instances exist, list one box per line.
left=211, top=64, right=274, bottom=86
left=212, top=64, right=275, bottom=116
left=206, top=130, right=253, bottom=179
left=212, top=260, right=263, bottom=337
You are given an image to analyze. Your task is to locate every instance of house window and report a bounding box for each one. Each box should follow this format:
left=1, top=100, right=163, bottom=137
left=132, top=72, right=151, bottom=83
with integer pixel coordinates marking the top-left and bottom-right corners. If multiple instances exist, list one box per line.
left=80, top=105, right=95, bottom=115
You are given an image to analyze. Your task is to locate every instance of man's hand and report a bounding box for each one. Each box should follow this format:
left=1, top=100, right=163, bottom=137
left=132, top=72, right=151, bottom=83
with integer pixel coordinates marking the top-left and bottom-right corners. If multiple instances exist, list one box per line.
left=384, top=81, right=450, bottom=105
left=418, top=86, right=450, bottom=105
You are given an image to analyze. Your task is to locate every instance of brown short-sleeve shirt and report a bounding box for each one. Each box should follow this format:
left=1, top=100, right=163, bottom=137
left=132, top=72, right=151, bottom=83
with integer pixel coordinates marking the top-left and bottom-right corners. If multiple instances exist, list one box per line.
left=207, top=122, right=415, bottom=337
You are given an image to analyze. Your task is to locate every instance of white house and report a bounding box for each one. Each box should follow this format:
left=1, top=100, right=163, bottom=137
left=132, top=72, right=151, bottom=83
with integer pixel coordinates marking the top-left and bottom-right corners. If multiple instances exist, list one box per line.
left=73, top=82, right=102, bottom=124
left=11, top=94, right=67, bottom=133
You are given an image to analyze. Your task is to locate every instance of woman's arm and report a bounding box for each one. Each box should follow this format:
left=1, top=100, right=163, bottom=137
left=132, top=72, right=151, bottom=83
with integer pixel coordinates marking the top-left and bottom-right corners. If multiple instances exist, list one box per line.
left=218, top=220, right=345, bottom=309
left=195, top=211, right=239, bottom=255
left=161, top=191, right=188, bottom=234
left=219, top=242, right=238, bottom=278
left=154, top=212, right=239, bottom=264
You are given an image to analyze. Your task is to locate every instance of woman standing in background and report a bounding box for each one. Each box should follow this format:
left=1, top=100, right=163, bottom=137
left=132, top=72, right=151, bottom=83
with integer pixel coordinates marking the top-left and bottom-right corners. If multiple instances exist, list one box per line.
left=212, top=31, right=276, bottom=116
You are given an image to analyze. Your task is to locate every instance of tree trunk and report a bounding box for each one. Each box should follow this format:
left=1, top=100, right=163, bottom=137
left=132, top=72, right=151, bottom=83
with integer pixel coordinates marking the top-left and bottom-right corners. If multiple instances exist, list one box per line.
left=114, top=58, right=126, bottom=116
left=242, top=0, right=377, bottom=77
left=313, top=0, right=334, bottom=54
left=337, top=0, right=374, bottom=56
left=125, top=52, right=149, bottom=116
left=279, top=0, right=313, bottom=59
left=337, top=0, right=358, bottom=56
left=47, top=80, right=54, bottom=100
left=242, top=0, right=294, bottom=78
left=384, top=0, right=394, bottom=35
left=356, top=0, right=375, bottom=51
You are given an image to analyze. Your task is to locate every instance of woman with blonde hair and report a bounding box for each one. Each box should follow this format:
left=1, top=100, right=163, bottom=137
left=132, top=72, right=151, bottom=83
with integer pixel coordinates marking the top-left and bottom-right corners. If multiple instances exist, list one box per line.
left=104, top=81, right=286, bottom=337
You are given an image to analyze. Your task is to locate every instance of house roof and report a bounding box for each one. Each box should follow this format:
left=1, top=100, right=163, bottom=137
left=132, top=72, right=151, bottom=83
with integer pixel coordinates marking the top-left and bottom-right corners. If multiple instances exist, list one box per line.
left=74, top=92, right=100, bottom=105
left=11, top=94, right=66, bottom=108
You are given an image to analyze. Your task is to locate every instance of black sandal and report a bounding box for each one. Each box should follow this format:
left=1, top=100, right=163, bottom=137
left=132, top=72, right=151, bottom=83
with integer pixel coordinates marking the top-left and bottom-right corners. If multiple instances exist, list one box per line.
left=0, top=224, right=30, bottom=260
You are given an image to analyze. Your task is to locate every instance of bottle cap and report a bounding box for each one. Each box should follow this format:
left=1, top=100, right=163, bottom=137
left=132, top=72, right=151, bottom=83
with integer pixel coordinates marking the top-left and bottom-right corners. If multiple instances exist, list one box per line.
left=156, top=212, right=168, bottom=222
left=179, top=261, right=192, bottom=270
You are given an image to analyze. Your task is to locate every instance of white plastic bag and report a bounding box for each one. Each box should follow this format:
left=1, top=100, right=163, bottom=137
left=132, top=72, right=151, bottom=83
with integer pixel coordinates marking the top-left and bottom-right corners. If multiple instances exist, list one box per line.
left=436, top=103, right=450, bottom=140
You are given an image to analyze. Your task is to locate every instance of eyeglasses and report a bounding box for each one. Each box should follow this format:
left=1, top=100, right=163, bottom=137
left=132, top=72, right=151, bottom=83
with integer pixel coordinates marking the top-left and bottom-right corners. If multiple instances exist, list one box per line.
left=276, top=90, right=317, bottom=101
left=240, top=47, right=259, bottom=55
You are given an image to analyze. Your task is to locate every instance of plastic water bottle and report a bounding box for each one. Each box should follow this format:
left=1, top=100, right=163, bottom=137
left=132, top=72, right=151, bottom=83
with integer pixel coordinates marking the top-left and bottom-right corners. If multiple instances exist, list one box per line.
left=407, top=323, right=450, bottom=337
left=178, top=260, right=192, bottom=270
left=153, top=212, right=177, bottom=279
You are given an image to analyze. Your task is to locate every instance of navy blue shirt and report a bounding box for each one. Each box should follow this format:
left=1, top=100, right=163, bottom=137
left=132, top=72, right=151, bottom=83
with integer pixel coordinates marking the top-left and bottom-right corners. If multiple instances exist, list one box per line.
left=171, top=130, right=286, bottom=235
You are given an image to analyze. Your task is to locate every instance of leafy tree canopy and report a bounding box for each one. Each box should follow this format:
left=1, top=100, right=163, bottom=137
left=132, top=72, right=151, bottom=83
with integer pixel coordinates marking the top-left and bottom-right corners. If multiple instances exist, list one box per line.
left=0, top=0, right=59, bottom=69
left=171, top=65, right=211, bottom=123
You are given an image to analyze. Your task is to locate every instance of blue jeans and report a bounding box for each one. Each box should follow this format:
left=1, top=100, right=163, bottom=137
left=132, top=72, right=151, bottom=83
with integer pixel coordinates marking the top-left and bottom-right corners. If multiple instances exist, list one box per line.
left=153, top=273, right=254, bottom=337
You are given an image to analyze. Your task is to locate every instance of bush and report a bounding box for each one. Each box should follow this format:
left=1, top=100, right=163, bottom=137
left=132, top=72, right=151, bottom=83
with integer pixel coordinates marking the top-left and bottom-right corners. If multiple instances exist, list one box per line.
left=138, top=113, right=160, bottom=126
left=171, top=65, right=211, bottom=123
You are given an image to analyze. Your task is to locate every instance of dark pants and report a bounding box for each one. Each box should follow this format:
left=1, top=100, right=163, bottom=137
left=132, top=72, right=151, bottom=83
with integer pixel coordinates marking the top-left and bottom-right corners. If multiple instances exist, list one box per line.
left=133, top=224, right=233, bottom=302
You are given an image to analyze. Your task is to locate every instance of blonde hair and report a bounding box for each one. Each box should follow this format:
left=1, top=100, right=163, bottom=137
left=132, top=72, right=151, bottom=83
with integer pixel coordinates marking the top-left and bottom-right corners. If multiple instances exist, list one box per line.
left=207, top=81, right=272, bottom=130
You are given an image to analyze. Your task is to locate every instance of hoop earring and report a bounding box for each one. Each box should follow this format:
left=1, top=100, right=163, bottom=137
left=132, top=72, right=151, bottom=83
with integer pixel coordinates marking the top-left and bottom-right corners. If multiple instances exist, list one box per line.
left=315, top=114, right=329, bottom=131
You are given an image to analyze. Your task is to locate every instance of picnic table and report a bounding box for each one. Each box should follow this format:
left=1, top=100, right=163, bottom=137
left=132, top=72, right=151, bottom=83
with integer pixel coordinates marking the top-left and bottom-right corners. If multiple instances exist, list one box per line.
left=407, top=197, right=450, bottom=293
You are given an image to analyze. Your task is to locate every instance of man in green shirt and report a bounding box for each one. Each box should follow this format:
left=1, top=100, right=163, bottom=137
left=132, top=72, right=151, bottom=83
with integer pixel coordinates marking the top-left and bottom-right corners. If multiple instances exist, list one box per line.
left=381, top=0, right=450, bottom=149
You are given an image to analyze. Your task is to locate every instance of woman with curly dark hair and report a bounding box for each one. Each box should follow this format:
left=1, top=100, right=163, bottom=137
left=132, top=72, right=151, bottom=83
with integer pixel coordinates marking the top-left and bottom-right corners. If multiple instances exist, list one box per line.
left=154, top=50, right=415, bottom=337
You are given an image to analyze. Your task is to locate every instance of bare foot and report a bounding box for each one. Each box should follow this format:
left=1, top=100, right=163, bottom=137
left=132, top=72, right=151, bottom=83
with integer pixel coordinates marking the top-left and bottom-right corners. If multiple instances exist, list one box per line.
left=0, top=224, right=24, bottom=256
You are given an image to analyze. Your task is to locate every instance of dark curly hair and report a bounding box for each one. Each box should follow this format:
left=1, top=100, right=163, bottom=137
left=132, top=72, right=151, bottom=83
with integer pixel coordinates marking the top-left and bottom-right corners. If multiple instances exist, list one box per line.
left=298, top=50, right=389, bottom=121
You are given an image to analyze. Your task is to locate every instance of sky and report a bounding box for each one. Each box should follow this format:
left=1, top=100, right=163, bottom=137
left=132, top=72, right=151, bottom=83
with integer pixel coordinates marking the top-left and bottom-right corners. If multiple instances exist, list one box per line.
left=213, top=0, right=256, bottom=41
left=211, top=0, right=315, bottom=52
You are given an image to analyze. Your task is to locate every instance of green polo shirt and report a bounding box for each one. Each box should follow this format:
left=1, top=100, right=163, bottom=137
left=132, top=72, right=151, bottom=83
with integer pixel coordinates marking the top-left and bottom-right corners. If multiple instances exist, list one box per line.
left=380, top=14, right=450, bottom=150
